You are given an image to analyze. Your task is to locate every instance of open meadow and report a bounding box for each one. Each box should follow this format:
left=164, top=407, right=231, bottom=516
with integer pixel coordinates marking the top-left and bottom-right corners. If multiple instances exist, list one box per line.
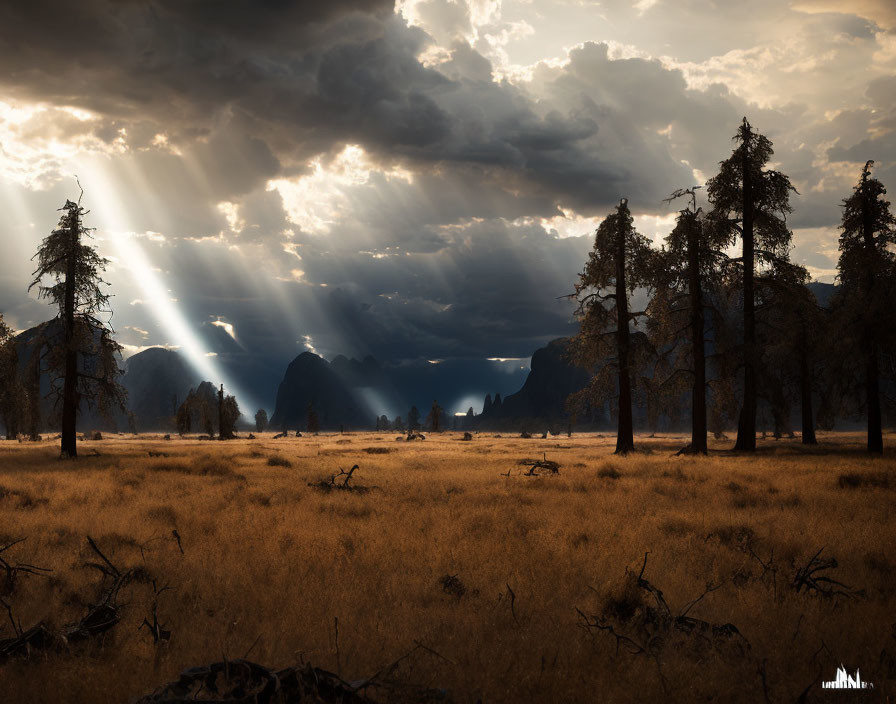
left=0, top=432, right=894, bottom=702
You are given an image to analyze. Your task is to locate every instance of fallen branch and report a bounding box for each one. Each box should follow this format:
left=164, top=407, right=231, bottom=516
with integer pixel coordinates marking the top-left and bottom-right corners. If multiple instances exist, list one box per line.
left=576, top=553, right=748, bottom=663
left=0, top=620, right=54, bottom=660
left=0, top=536, right=135, bottom=661
left=135, top=655, right=454, bottom=703
left=66, top=537, right=134, bottom=642
left=792, top=547, right=864, bottom=600
left=308, top=465, right=375, bottom=494
left=0, top=538, right=52, bottom=594
left=511, top=453, right=560, bottom=477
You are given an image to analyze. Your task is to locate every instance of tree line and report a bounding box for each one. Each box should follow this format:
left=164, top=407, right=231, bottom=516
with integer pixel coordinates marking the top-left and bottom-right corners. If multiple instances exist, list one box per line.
left=1, top=118, right=892, bottom=457
left=568, top=118, right=895, bottom=455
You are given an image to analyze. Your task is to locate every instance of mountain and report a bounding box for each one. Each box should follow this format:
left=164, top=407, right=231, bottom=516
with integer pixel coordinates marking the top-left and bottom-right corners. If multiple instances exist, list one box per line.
left=330, top=354, right=386, bottom=388
left=808, top=281, right=836, bottom=307
left=478, top=338, right=593, bottom=430
left=269, top=352, right=371, bottom=430
left=3, top=326, right=200, bottom=434
left=122, top=348, right=198, bottom=431
left=7, top=319, right=126, bottom=434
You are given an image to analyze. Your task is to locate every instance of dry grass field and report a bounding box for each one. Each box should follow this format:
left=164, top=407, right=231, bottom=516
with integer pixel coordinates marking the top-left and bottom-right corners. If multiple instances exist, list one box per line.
left=0, top=431, right=894, bottom=703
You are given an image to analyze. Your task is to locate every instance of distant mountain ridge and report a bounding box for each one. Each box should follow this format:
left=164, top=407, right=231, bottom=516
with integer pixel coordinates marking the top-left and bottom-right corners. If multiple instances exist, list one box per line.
left=807, top=281, right=836, bottom=307
left=6, top=279, right=840, bottom=436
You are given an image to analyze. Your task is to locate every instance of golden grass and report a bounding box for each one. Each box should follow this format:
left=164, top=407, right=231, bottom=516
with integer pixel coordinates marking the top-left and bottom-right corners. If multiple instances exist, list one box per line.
left=0, top=431, right=894, bottom=702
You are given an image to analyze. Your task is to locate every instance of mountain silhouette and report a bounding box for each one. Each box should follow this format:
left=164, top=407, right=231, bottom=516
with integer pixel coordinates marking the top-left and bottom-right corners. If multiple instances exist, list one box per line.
left=478, top=338, right=592, bottom=429
left=269, top=351, right=370, bottom=430
left=122, top=347, right=198, bottom=431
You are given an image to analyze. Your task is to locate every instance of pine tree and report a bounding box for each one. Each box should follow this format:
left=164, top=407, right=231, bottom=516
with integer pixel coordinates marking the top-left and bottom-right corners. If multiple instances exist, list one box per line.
left=833, top=161, right=896, bottom=453
left=408, top=405, right=420, bottom=431
left=650, top=187, right=730, bottom=454
left=706, top=118, right=796, bottom=451
left=28, top=193, right=126, bottom=457
left=426, top=400, right=444, bottom=432
left=568, top=198, right=656, bottom=455
left=218, top=384, right=240, bottom=439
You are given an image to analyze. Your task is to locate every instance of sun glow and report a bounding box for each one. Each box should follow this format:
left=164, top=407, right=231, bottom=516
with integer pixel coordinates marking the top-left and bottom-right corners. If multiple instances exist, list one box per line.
left=267, top=145, right=413, bottom=235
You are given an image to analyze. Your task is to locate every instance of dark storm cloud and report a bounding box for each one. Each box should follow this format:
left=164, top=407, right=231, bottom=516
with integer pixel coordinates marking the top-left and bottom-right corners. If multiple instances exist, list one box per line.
left=4, top=0, right=890, bottom=386
left=169, top=217, right=584, bottom=361
left=0, top=0, right=701, bottom=213
left=296, top=219, right=589, bottom=361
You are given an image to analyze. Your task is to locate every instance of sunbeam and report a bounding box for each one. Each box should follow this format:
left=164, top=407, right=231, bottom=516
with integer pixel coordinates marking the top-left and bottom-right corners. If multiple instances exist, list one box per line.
left=76, top=161, right=259, bottom=412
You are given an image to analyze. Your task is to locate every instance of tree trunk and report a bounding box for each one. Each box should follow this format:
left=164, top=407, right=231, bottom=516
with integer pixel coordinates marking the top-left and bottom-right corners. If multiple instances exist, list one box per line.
left=28, top=349, right=41, bottom=441
left=799, top=334, right=817, bottom=444
left=2, top=404, right=16, bottom=440
left=735, top=136, right=757, bottom=452
left=688, top=217, right=707, bottom=453
left=60, top=222, right=79, bottom=458
left=218, top=384, right=225, bottom=440
left=867, top=348, right=883, bottom=454
left=615, top=215, right=635, bottom=455
left=861, top=181, right=883, bottom=454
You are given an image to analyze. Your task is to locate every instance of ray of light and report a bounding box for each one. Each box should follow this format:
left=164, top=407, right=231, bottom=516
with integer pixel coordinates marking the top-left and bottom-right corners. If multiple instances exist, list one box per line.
left=76, top=159, right=259, bottom=413
left=451, top=393, right=486, bottom=416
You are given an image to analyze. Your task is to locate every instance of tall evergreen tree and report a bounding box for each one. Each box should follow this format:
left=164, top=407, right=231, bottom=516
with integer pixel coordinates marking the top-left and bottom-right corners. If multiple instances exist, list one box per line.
left=408, top=405, right=420, bottom=431
left=568, top=198, right=655, bottom=455
left=650, top=187, right=730, bottom=454
left=426, top=400, right=444, bottom=432
left=833, top=161, right=896, bottom=453
left=218, top=384, right=240, bottom=439
left=28, top=194, right=126, bottom=457
left=706, top=118, right=796, bottom=451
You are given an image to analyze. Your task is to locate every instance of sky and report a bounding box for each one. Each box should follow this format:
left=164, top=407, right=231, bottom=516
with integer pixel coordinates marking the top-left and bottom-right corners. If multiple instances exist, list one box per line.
left=0, top=0, right=894, bottom=412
